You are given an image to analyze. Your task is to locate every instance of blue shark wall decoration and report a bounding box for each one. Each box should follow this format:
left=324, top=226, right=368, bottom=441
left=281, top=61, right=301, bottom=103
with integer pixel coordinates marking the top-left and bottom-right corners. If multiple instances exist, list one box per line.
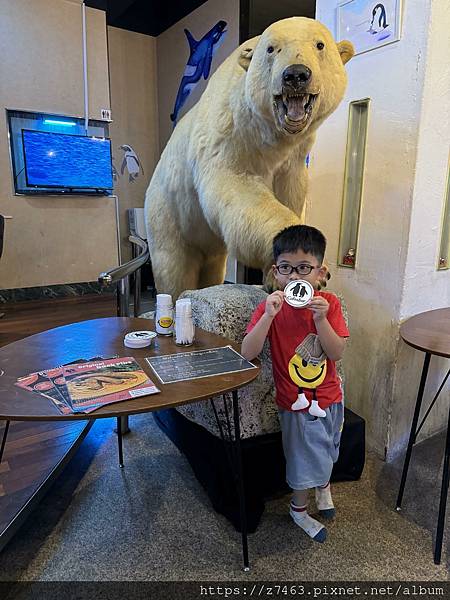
left=170, top=20, right=227, bottom=126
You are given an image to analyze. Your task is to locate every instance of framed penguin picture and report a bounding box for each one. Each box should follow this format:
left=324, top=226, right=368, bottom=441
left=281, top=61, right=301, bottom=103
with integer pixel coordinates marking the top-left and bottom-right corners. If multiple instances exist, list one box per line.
left=337, top=0, right=402, bottom=56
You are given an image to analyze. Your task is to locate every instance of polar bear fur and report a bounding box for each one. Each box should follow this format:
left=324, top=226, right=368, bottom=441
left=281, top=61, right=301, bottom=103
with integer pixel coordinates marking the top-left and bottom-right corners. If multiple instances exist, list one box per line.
left=145, top=17, right=353, bottom=299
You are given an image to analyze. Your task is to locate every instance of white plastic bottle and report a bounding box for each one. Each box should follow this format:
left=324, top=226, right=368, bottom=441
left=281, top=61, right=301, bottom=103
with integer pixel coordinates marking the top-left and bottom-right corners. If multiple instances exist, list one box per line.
left=155, top=293, right=174, bottom=336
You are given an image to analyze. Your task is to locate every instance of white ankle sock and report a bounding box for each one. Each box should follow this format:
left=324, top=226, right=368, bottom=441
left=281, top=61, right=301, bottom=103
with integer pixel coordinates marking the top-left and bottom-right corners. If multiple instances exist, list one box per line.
left=315, top=482, right=335, bottom=518
left=289, top=502, right=327, bottom=543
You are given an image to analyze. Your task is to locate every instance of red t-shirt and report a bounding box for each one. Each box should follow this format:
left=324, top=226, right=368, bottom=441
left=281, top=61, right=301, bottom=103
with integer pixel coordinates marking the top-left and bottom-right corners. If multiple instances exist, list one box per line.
left=246, top=291, right=349, bottom=411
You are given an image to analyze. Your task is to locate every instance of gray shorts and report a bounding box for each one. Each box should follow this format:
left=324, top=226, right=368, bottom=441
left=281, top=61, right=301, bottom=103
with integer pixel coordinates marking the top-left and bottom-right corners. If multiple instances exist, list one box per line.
left=278, top=401, right=344, bottom=490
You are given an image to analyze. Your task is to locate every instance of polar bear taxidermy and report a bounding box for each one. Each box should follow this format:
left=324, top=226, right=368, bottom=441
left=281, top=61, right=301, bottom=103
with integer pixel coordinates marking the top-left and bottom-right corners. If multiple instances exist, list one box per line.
left=145, top=17, right=354, bottom=299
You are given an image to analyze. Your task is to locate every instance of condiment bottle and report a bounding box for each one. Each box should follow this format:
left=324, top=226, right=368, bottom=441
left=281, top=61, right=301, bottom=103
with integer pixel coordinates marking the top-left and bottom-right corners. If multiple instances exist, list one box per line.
left=155, top=293, right=174, bottom=336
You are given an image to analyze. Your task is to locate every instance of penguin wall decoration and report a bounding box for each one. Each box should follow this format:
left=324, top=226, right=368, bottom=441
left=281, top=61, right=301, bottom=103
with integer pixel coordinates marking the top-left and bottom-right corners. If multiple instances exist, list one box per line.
left=338, top=0, right=401, bottom=55
left=119, top=144, right=144, bottom=183
left=368, top=3, right=389, bottom=33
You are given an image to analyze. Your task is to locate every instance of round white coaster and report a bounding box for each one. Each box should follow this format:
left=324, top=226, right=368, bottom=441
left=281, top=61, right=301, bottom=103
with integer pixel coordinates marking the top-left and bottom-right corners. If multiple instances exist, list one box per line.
left=124, top=331, right=157, bottom=348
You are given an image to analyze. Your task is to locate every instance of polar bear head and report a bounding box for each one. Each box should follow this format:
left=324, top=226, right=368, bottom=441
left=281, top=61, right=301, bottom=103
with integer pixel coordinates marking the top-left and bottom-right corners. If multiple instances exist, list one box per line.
left=239, top=17, right=354, bottom=137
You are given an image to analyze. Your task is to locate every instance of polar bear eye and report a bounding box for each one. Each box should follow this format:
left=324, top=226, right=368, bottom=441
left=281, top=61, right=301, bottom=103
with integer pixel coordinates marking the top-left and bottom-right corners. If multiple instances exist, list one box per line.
left=316, top=41, right=325, bottom=50
left=267, top=46, right=274, bottom=54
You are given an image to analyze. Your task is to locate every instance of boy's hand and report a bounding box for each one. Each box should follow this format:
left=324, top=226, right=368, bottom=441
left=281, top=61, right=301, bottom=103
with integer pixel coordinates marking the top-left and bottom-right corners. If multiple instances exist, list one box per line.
left=265, top=291, right=284, bottom=318
left=308, top=296, right=329, bottom=322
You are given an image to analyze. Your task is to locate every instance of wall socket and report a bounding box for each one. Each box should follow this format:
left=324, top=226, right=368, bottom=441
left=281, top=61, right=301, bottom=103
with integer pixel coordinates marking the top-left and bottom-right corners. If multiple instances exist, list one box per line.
left=101, top=108, right=112, bottom=121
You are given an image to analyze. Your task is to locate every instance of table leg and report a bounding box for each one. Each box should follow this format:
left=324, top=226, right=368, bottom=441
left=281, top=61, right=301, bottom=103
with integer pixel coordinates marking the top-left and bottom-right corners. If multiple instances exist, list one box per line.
left=115, top=416, right=130, bottom=434
left=210, top=398, right=234, bottom=470
left=0, top=420, right=10, bottom=464
left=396, top=352, right=431, bottom=510
left=434, top=403, right=450, bottom=564
left=232, top=390, right=249, bottom=572
left=210, top=394, right=250, bottom=571
left=117, top=416, right=124, bottom=468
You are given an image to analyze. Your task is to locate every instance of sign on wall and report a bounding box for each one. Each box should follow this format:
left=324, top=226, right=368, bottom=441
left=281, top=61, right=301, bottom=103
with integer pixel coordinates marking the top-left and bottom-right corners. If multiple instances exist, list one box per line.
left=337, top=0, right=402, bottom=56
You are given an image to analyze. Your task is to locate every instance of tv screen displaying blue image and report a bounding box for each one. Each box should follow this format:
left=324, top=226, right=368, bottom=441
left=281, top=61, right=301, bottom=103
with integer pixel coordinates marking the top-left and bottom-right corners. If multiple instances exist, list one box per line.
left=22, top=129, right=113, bottom=191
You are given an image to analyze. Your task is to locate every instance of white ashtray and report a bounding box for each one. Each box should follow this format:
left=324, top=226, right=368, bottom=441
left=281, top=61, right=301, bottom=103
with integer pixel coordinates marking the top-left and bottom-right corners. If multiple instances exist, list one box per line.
left=124, top=331, right=157, bottom=348
left=284, top=279, right=314, bottom=308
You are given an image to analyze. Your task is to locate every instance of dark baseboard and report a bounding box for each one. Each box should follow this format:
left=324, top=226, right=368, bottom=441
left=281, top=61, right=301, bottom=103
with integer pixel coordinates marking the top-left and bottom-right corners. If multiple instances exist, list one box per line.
left=0, top=282, right=116, bottom=304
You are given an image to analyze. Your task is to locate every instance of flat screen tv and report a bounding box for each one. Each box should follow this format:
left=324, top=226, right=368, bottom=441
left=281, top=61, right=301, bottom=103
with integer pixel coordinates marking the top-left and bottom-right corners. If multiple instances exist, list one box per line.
left=22, top=129, right=113, bottom=193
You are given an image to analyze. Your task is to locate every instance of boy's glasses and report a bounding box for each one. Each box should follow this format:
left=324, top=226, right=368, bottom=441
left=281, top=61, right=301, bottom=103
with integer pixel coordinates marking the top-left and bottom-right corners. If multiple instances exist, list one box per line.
left=275, top=263, right=319, bottom=276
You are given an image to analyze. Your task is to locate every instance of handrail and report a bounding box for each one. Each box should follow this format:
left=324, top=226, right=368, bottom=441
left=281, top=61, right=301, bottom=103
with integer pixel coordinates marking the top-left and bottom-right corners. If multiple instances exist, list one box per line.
left=98, top=235, right=149, bottom=286
left=98, top=235, right=150, bottom=318
left=98, top=234, right=151, bottom=435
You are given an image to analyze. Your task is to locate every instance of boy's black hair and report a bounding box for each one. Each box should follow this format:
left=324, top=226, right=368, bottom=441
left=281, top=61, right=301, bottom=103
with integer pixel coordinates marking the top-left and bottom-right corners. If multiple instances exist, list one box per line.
left=273, top=225, right=326, bottom=263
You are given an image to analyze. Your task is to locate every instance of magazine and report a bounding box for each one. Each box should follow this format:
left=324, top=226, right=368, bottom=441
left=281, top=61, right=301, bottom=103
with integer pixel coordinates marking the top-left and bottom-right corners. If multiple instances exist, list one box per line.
left=15, top=371, right=72, bottom=415
left=62, top=356, right=160, bottom=413
left=15, top=356, right=158, bottom=414
left=41, top=367, right=74, bottom=410
left=50, top=356, right=118, bottom=410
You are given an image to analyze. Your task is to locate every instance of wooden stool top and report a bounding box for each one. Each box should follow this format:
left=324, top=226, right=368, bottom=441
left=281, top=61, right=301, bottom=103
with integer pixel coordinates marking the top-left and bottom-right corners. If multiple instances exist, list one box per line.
left=400, top=308, right=450, bottom=358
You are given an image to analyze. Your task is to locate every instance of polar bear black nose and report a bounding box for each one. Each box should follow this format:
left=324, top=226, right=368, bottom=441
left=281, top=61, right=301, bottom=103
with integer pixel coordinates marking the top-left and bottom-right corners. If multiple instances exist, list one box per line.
left=282, top=64, right=312, bottom=89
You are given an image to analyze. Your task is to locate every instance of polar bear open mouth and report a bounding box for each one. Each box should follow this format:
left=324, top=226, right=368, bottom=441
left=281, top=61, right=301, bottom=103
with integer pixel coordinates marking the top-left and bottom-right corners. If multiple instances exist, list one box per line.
left=273, top=93, right=318, bottom=134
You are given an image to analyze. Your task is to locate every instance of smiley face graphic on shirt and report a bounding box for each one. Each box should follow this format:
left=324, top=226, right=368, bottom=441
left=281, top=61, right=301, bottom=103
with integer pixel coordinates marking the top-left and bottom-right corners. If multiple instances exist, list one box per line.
left=288, top=353, right=327, bottom=389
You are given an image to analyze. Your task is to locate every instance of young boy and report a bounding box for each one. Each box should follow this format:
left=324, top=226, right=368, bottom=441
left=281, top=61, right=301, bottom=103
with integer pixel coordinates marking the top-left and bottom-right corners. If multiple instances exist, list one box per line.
left=241, top=225, right=349, bottom=543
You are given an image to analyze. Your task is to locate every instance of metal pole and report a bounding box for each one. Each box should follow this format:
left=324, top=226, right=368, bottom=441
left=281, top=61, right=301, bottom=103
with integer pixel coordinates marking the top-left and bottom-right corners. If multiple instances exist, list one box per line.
left=81, top=2, right=89, bottom=135
left=134, top=267, right=141, bottom=317
left=118, top=276, right=130, bottom=317
left=117, top=277, right=130, bottom=434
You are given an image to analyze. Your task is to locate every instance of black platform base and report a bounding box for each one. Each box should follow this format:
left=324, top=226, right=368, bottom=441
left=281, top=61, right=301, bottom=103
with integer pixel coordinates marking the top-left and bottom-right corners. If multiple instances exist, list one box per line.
left=153, top=406, right=365, bottom=533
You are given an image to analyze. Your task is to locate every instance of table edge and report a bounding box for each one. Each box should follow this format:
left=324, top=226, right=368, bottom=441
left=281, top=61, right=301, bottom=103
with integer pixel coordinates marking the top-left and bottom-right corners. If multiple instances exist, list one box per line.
left=0, top=367, right=261, bottom=422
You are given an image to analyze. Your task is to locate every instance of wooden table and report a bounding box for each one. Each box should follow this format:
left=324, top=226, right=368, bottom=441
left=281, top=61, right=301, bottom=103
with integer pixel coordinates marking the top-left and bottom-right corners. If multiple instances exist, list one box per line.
left=0, top=317, right=260, bottom=569
left=396, top=307, right=450, bottom=564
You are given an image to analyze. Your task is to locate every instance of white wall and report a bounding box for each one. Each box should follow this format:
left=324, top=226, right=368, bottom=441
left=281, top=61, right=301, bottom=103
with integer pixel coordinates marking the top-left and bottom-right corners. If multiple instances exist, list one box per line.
left=389, top=0, right=450, bottom=458
left=108, top=27, right=159, bottom=262
left=309, top=0, right=446, bottom=457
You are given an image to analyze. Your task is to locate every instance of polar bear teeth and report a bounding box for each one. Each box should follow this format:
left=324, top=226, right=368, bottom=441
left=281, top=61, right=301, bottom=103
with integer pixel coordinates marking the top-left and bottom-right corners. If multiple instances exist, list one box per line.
left=275, top=93, right=316, bottom=133
left=284, top=93, right=313, bottom=114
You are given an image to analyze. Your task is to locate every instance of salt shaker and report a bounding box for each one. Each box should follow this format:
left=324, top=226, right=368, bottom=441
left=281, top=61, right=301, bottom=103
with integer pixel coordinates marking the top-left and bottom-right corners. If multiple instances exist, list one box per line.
left=175, top=299, right=195, bottom=346
left=155, top=293, right=174, bottom=336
